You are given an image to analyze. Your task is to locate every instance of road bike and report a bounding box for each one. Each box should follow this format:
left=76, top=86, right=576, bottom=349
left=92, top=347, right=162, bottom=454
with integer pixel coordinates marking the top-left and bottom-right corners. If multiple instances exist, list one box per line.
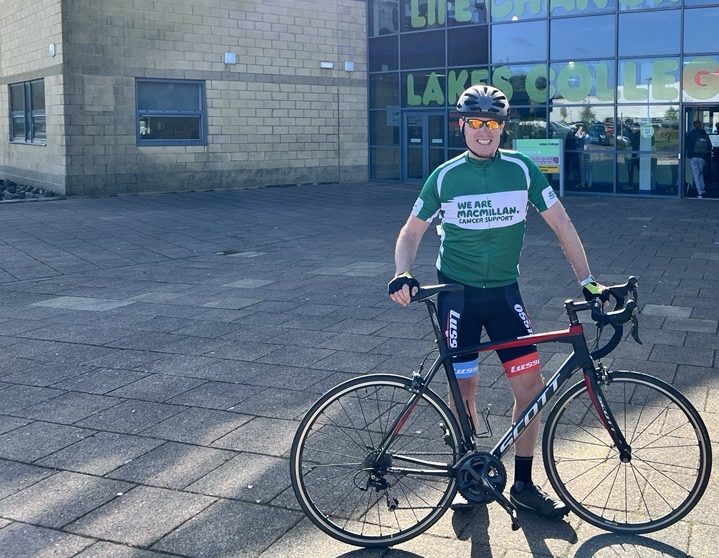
left=290, top=277, right=712, bottom=547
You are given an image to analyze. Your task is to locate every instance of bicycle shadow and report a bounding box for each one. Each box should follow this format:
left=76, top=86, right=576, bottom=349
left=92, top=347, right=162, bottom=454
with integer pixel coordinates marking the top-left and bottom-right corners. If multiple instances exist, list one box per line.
left=573, top=533, right=691, bottom=557
left=451, top=506, right=578, bottom=557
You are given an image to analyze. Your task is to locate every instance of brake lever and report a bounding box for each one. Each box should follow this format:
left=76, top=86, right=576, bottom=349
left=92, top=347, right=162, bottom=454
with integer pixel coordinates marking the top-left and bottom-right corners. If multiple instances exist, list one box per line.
left=630, top=315, right=642, bottom=344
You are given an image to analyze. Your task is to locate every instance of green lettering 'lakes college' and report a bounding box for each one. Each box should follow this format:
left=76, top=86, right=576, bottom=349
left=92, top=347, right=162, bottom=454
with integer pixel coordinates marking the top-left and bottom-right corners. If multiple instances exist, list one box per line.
left=408, top=0, right=680, bottom=28
left=405, top=58, right=719, bottom=106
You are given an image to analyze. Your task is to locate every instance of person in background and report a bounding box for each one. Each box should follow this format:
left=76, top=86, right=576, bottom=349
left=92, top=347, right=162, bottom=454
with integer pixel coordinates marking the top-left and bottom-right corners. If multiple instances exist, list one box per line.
left=686, top=120, right=711, bottom=198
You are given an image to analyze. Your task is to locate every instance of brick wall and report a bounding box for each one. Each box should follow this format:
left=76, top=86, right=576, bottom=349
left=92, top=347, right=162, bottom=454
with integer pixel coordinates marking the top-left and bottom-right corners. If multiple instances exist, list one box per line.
left=60, top=0, right=368, bottom=195
left=0, top=0, right=66, bottom=193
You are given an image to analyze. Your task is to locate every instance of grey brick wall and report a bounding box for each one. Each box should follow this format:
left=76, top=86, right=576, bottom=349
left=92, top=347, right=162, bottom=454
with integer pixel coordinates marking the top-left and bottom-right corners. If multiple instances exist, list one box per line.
left=0, top=0, right=66, bottom=193
left=60, top=0, right=368, bottom=195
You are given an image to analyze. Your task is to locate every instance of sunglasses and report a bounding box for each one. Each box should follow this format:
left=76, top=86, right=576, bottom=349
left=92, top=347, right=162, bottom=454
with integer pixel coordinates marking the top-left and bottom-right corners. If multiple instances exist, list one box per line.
left=463, top=118, right=502, bottom=130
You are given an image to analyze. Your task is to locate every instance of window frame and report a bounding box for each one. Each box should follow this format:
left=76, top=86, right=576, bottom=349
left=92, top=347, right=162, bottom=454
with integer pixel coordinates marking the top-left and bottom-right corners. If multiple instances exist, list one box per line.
left=9, top=79, right=46, bottom=145
left=136, top=78, right=207, bottom=147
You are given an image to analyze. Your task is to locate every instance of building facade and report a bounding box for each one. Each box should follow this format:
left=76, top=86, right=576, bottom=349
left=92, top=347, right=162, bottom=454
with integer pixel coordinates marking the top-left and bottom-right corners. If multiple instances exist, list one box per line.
left=3, top=1, right=719, bottom=198
left=368, top=0, right=719, bottom=198
left=1, top=0, right=367, bottom=195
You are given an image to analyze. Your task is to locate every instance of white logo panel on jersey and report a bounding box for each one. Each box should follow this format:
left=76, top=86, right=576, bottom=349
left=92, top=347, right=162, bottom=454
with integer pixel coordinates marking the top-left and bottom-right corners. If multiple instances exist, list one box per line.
left=441, top=191, right=528, bottom=230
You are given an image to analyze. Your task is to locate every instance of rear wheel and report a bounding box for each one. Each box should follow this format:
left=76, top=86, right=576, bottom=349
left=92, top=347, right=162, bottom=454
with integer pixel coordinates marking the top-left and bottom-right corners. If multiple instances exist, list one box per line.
left=543, top=371, right=712, bottom=534
left=290, top=374, right=462, bottom=547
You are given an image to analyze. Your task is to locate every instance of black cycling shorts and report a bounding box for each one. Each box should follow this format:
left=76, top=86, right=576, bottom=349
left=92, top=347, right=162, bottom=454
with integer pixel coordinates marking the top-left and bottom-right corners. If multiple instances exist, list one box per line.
left=437, top=271, right=540, bottom=379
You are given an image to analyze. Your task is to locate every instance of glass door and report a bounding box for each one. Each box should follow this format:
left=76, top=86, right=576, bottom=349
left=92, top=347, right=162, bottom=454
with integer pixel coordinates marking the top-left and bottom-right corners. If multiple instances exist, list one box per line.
left=403, top=112, right=446, bottom=181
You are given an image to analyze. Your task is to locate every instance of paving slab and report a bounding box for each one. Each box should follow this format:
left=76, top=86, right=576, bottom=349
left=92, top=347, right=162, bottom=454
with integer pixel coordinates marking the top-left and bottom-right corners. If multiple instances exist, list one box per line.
left=0, top=459, right=55, bottom=500
left=0, top=422, right=94, bottom=462
left=0, top=522, right=94, bottom=558
left=152, top=500, right=302, bottom=558
left=74, top=541, right=177, bottom=557
left=107, top=442, right=235, bottom=489
left=36, top=431, right=165, bottom=476
left=74, top=400, right=186, bottom=434
left=66, top=486, right=216, bottom=547
left=0, top=470, right=132, bottom=528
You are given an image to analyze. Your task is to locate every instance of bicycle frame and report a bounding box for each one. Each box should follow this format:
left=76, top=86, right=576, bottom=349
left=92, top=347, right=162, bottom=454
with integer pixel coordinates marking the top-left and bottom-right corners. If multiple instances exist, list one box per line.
left=377, top=297, right=632, bottom=477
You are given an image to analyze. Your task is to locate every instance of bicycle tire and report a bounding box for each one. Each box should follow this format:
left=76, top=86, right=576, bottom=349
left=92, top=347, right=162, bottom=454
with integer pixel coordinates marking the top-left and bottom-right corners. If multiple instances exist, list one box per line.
left=543, top=370, right=712, bottom=534
left=290, top=374, right=462, bottom=547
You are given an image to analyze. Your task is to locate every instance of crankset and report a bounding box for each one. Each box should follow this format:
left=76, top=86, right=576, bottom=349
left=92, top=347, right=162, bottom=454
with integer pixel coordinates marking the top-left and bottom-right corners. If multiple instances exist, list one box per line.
left=456, top=452, right=519, bottom=531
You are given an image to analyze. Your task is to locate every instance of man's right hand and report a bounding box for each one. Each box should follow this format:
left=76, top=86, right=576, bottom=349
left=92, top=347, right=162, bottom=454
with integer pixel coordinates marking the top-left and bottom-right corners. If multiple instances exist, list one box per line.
left=388, top=272, right=420, bottom=306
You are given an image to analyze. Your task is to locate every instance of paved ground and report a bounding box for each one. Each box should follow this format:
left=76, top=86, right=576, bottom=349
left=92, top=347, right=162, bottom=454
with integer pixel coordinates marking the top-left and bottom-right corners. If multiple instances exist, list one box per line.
left=0, top=183, right=717, bottom=558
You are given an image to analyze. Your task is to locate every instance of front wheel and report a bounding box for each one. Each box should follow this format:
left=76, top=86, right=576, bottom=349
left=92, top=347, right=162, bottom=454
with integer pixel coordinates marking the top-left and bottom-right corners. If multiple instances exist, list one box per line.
left=543, top=370, right=712, bottom=534
left=290, top=374, right=462, bottom=548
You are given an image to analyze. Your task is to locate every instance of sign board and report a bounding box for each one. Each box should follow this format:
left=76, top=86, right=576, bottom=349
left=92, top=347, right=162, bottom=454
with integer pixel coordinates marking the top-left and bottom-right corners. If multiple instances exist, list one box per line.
left=386, top=107, right=401, bottom=127
left=641, top=125, right=654, bottom=139
left=514, top=139, right=562, bottom=174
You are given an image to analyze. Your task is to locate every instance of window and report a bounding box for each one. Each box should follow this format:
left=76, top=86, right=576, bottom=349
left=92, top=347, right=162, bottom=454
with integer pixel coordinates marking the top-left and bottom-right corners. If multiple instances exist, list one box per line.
left=550, top=16, right=615, bottom=61
left=491, top=21, right=547, bottom=64
left=136, top=79, right=206, bottom=146
left=618, top=10, right=679, bottom=57
left=9, top=79, right=46, bottom=144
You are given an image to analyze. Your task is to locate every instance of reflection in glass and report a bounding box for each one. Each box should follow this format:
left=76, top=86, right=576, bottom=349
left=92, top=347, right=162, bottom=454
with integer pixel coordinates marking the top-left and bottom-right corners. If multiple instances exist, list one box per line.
left=614, top=105, right=680, bottom=154
left=449, top=112, right=465, bottom=149
left=370, top=110, right=400, bottom=145
left=550, top=16, right=614, bottom=61
left=448, top=0, right=488, bottom=25
left=504, top=107, right=548, bottom=144
left=32, top=116, right=46, bottom=140
left=369, top=0, right=399, bottom=35
left=401, top=0, right=446, bottom=32
left=550, top=60, right=615, bottom=104
left=402, top=70, right=446, bottom=107
left=618, top=152, right=678, bottom=196
left=10, top=84, right=24, bottom=112
left=619, top=0, right=682, bottom=11
left=491, top=64, right=550, bottom=104
left=684, top=8, right=719, bottom=54
left=370, top=73, right=400, bottom=108
left=617, top=58, right=680, bottom=103
left=682, top=56, right=719, bottom=103
left=370, top=147, right=400, bottom=179
left=445, top=67, right=490, bottom=106
left=550, top=0, right=615, bottom=16
left=400, top=30, right=445, bottom=69
left=491, top=0, right=547, bottom=22
left=369, top=35, right=399, bottom=72
left=558, top=150, right=614, bottom=194
left=618, top=11, right=680, bottom=57
left=31, top=80, right=45, bottom=111
left=447, top=26, right=489, bottom=67
left=137, top=81, right=201, bottom=112
left=137, top=116, right=200, bottom=140
left=11, top=116, right=25, bottom=140
left=491, top=21, right=547, bottom=64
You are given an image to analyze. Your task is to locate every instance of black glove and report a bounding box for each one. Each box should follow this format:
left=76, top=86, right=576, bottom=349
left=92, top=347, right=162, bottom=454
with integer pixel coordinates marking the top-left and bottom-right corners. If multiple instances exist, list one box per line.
left=388, top=272, right=420, bottom=296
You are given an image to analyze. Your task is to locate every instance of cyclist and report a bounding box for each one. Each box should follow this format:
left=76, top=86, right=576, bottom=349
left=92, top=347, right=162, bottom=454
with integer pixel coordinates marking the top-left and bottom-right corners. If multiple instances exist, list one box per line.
left=388, top=85, right=604, bottom=519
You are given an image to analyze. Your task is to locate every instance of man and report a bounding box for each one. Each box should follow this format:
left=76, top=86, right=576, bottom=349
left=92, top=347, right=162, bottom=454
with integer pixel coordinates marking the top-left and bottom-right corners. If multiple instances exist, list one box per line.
left=387, top=85, right=603, bottom=519
left=686, top=120, right=711, bottom=198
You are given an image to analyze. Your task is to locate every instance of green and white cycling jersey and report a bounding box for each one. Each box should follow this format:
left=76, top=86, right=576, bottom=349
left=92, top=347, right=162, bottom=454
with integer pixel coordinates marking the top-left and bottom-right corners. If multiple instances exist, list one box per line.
left=412, top=150, right=558, bottom=288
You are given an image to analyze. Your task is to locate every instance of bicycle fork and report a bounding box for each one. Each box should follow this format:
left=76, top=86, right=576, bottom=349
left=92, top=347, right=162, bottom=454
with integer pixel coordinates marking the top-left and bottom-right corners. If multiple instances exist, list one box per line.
left=583, top=365, right=632, bottom=462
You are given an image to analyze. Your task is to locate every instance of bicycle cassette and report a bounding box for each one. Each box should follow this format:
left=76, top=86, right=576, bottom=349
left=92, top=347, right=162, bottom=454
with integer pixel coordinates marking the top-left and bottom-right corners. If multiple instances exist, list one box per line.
left=456, top=452, right=507, bottom=504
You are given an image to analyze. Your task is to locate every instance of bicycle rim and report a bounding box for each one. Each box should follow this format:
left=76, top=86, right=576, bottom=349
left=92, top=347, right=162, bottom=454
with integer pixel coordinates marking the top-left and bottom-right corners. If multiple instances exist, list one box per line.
left=290, top=374, right=461, bottom=547
left=543, top=371, right=712, bottom=534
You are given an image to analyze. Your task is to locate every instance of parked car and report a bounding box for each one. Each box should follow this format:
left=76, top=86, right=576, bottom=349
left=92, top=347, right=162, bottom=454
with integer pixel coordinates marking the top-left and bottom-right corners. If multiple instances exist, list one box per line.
left=586, top=123, right=610, bottom=146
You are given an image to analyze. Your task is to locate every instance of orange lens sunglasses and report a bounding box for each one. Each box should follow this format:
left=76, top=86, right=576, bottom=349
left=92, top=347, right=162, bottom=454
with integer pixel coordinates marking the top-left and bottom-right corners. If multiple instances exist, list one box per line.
left=463, top=118, right=502, bottom=130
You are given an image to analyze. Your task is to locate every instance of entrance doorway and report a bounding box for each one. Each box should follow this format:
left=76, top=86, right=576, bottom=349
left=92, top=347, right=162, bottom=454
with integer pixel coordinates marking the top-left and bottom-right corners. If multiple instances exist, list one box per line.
left=403, top=112, right=446, bottom=181
left=683, top=106, right=719, bottom=199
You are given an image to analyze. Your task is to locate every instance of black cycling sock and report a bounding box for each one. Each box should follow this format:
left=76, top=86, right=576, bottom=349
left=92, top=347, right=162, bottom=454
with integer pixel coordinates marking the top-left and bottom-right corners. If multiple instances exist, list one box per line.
left=514, top=456, right=533, bottom=490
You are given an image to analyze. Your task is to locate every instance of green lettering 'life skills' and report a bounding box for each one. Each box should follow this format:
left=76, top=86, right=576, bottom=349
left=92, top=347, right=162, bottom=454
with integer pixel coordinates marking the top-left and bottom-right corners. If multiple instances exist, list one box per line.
left=407, top=0, right=682, bottom=30
left=403, top=58, right=718, bottom=106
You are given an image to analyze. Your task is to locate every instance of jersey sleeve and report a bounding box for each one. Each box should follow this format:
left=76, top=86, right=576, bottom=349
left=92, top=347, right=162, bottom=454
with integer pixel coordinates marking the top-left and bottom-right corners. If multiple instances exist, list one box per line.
left=411, top=168, right=441, bottom=222
left=526, top=157, right=558, bottom=213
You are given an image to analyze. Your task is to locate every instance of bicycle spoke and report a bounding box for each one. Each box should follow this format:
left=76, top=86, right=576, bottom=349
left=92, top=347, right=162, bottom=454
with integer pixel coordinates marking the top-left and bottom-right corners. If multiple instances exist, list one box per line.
left=544, top=373, right=711, bottom=534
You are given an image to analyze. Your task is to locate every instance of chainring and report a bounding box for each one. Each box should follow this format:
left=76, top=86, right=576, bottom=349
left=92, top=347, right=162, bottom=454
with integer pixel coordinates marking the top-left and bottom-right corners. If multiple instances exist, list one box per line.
left=456, top=452, right=507, bottom=504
